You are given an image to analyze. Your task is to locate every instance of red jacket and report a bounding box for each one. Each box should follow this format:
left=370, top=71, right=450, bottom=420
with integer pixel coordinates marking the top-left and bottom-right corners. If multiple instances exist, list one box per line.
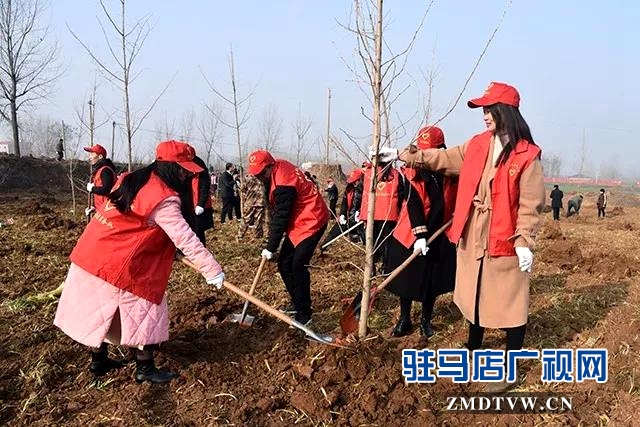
left=448, top=131, right=541, bottom=256
left=392, top=168, right=430, bottom=248
left=267, top=160, right=329, bottom=246
left=92, top=165, right=115, bottom=210
left=360, top=166, right=401, bottom=221
left=191, top=174, right=212, bottom=209
left=70, top=172, right=179, bottom=304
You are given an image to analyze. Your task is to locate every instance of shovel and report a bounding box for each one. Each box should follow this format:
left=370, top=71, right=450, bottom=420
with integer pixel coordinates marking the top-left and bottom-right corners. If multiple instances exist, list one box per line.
left=339, top=218, right=453, bottom=335
left=179, top=257, right=352, bottom=350
left=224, top=257, right=267, bottom=327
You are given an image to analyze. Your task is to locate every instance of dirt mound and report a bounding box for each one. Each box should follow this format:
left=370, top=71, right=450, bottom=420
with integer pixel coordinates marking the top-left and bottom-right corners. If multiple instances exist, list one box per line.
left=609, top=206, right=625, bottom=217
left=583, top=252, right=639, bottom=279
left=542, top=204, right=552, bottom=213
left=20, top=201, right=55, bottom=215
left=538, top=240, right=583, bottom=269
left=606, top=220, right=634, bottom=231
left=540, top=221, right=565, bottom=240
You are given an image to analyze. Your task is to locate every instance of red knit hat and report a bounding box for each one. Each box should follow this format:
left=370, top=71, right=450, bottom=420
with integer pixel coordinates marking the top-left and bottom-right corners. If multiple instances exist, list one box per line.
left=467, top=82, right=520, bottom=108
left=415, top=126, right=445, bottom=149
left=155, top=140, right=203, bottom=174
left=247, top=150, right=275, bottom=176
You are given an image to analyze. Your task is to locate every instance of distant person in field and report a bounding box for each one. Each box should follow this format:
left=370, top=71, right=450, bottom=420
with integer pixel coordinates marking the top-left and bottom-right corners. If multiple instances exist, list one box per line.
left=218, top=163, right=237, bottom=223
left=324, top=178, right=339, bottom=217
left=84, top=144, right=116, bottom=216
left=597, top=188, right=607, bottom=218
left=566, top=194, right=583, bottom=217
left=54, top=140, right=225, bottom=384
left=400, top=81, right=545, bottom=394
left=248, top=150, right=329, bottom=327
left=550, top=184, right=564, bottom=221
left=56, top=138, right=64, bottom=161
left=239, top=174, right=267, bottom=239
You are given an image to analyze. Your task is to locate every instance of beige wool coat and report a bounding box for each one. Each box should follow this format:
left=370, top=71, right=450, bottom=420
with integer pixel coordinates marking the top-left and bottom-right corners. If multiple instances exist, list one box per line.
left=402, top=136, right=545, bottom=328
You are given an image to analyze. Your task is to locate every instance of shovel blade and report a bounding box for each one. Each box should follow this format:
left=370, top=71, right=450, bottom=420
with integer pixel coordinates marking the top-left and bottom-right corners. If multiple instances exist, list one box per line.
left=339, top=291, right=362, bottom=335
left=224, top=312, right=256, bottom=327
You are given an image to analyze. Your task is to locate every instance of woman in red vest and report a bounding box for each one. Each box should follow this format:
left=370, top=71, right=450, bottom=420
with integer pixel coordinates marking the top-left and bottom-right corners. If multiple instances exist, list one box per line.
left=248, top=150, right=329, bottom=326
left=84, top=144, right=116, bottom=215
left=359, top=149, right=404, bottom=273
left=54, top=140, right=225, bottom=384
left=386, top=125, right=456, bottom=338
left=399, top=82, right=545, bottom=393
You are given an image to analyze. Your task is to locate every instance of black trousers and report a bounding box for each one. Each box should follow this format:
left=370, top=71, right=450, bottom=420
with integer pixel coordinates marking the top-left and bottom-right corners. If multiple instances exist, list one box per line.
left=277, top=224, right=327, bottom=318
left=552, top=207, right=560, bottom=220
left=233, top=197, right=242, bottom=219
left=221, top=197, right=235, bottom=222
left=598, top=207, right=605, bottom=218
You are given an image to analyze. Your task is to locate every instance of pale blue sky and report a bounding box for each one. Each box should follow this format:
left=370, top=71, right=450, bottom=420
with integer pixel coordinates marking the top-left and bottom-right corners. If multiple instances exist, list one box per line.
left=11, top=1, right=640, bottom=177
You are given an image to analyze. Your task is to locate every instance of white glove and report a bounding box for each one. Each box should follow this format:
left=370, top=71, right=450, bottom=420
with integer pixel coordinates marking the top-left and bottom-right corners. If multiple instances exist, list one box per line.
left=261, top=249, right=273, bottom=260
left=85, top=206, right=95, bottom=217
left=206, top=272, right=225, bottom=290
left=515, top=247, right=533, bottom=273
left=413, top=238, right=429, bottom=256
left=354, top=211, right=360, bottom=222
left=195, top=206, right=205, bottom=215
left=86, top=182, right=95, bottom=192
left=338, top=215, right=347, bottom=225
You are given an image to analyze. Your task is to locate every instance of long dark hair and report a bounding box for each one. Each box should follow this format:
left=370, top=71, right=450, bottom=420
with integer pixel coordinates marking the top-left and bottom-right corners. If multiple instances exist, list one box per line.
left=486, top=103, right=536, bottom=165
left=109, top=161, right=194, bottom=224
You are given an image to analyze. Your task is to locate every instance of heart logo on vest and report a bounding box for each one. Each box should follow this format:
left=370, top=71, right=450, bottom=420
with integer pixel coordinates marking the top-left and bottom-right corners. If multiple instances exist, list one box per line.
left=508, top=163, right=520, bottom=177
left=377, top=181, right=386, bottom=191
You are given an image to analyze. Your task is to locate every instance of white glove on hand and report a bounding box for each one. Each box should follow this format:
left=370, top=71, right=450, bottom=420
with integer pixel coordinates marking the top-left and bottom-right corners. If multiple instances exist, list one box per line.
left=206, top=272, right=225, bottom=290
left=86, top=182, right=95, bottom=192
left=338, top=215, right=347, bottom=225
left=84, top=207, right=95, bottom=217
left=515, top=247, right=533, bottom=273
left=354, top=211, right=360, bottom=222
left=413, top=238, right=429, bottom=255
left=195, top=206, right=205, bottom=215
left=261, top=249, right=273, bottom=260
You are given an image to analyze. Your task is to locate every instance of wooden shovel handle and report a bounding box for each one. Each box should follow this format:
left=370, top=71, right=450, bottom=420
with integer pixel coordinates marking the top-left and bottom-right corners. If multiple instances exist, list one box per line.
left=179, top=256, right=296, bottom=328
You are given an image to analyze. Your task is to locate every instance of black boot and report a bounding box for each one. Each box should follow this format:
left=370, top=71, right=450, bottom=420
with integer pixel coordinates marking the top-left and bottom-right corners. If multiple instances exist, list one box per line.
left=391, top=317, right=412, bottom=337
left=89, top=343, right=124, bottom=376
left=134, top=357, right=176, bottom=384
left=419, top=317, right=435, bottom=337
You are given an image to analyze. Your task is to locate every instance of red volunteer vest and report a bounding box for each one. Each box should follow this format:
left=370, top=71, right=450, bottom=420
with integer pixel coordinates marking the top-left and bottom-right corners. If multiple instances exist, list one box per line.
left=360, top=166, right=401, bottom=221
left=70, top=172, right=179, bottom=304
left=268, top=160, right=329, bottom=246
left=346, top=187, right=355, bottom=212
left=393, top=168, right=430, bottom=248
left=191, top=174, right=212, bottom=209
left=92, top=165, right=115, bottom=210
left=448, top=131, right=542, bottom=256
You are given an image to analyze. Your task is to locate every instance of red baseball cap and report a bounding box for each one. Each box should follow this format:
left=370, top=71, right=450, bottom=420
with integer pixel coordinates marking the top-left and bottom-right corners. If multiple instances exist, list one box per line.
left=415, top=126, right=445, bottom=149
left=155, top=140, right=203, bottom=174
left=247, top=150, right=275, bottom=176
left=467, top=82, right=520, bottom=108
left=83, top=144, right=107, bottom=157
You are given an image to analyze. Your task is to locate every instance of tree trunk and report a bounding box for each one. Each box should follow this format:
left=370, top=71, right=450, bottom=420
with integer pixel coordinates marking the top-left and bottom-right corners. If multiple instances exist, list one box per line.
left=358, top=0, right=384, bottom=338
left=10, top=99, right=20, bottom=157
